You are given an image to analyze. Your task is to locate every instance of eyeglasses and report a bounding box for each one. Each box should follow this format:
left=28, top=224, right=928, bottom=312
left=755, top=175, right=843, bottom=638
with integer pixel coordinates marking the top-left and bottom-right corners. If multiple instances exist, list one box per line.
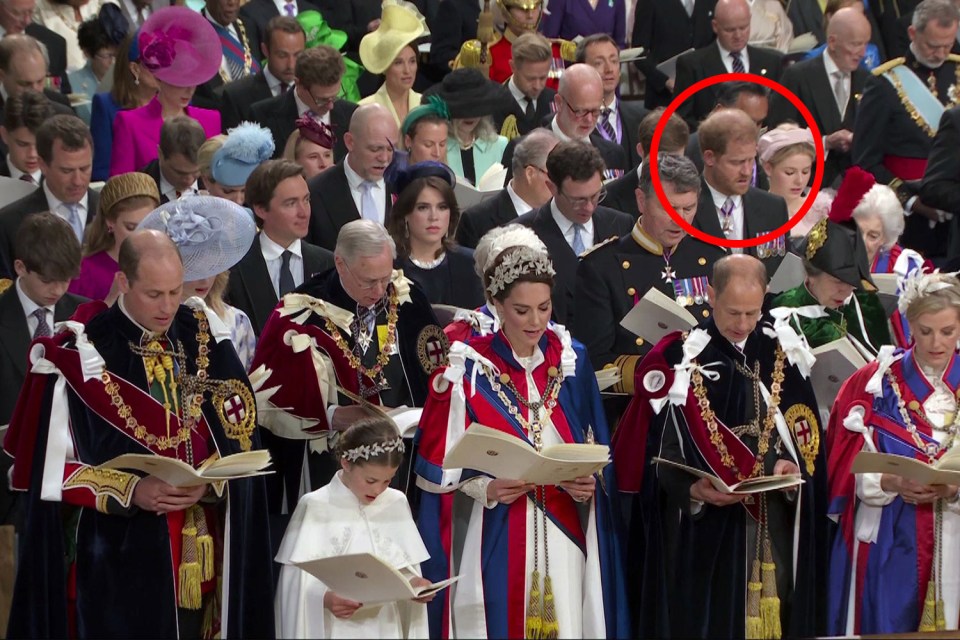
left=308, top=83, right=342, bottom=108
left=560, top=96, right=602, bottom=121
left=343, top=260, right=392, bottom=291
left=558, top=187, right=606, bottom=209
left=525, top=164, right=547, bottom=176
left=94, top=51, right=117, bottom=61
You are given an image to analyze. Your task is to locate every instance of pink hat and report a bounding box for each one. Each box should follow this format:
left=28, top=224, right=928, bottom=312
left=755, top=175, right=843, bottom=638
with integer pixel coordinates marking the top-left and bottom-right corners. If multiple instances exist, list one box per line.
left=139, top=7, right=221, bottom=88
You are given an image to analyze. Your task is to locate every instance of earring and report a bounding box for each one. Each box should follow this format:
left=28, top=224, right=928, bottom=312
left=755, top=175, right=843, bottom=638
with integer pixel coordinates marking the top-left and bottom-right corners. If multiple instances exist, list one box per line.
left=133, top=73, right=140, bottom=86
left=404, top=222, right=409, bottom=238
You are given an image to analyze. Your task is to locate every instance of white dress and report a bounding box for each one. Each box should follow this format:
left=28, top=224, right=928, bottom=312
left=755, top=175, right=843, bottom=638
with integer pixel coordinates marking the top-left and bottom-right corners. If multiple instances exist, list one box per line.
left=274, top=471, right=431, bottom=639
left=747, top=0, right=794, bottom=52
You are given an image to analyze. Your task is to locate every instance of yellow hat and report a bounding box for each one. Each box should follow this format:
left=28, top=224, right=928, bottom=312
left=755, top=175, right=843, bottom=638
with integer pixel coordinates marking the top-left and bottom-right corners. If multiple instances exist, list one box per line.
left=359, top=0, right=428, bottom=75
left=99, top=172, right=160, bottom=216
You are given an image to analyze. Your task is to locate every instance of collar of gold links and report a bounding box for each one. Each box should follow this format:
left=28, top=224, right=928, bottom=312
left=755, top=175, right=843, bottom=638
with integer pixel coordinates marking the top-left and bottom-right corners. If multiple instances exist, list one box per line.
left=100, top=311, right=211, bottom=453
left=692, top=346, right=786, bottom=481
left=886, top=369, right=960, bottom=462
left=322, top=284, right=400, bottom=381
left=486, top=364, right=562, bottom=452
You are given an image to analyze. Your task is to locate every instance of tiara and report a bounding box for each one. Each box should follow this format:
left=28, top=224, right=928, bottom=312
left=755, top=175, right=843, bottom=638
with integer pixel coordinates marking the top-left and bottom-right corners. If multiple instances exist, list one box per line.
left=897, top=269, right=960, bottom=315
left=341, top=436, right=405, bottom=463
left=486, top=247, right=555, bottom=297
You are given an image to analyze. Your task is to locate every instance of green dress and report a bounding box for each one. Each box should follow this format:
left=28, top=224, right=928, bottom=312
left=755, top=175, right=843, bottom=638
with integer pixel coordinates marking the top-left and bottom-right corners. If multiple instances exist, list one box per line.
left=771, top=285, right=892, bottom=355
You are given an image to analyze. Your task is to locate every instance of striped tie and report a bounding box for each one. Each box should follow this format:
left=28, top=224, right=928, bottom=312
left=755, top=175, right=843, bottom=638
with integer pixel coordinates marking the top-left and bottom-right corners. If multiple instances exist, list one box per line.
left=731, top=51, right=745, bottom=74
left=599, top=108, right=617, bottom=142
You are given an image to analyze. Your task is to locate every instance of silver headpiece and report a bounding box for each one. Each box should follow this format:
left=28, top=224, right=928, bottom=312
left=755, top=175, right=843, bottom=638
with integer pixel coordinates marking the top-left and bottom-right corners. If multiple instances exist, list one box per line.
left=341, top=436, right=405, bottom=463
left=897, top=270, right=960, bottom=315
left=485, top=246, right=556, bottom=297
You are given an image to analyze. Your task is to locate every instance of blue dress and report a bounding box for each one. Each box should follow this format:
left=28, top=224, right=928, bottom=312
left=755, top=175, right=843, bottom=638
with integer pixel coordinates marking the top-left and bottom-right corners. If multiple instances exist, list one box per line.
left=90, top=92, right=122, bottom=182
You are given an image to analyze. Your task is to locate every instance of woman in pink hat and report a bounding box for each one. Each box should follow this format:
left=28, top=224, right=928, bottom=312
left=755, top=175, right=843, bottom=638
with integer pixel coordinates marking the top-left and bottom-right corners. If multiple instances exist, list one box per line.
left=109, top=6, right=222, bottom=176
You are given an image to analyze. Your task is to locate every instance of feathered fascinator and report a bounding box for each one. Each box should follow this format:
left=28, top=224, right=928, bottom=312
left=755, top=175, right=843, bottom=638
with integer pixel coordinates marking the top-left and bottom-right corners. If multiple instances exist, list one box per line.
left=211, top=122, right=276, bottom=187
left=295, top=115, right=337, bottom=149
left=897, top=270, right=960, bottom=315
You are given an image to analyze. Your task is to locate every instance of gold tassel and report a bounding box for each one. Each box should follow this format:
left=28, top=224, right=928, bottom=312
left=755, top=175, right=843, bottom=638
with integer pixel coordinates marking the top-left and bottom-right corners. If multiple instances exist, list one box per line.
left=746, top=558, right=763, bottom=639
left=195, top=506, right=215, bottom=581
left=525, top=569, right=543, bottom=639
left=541, top=574, right=559, bottom=639
left=178, top=506, right=203, bottom=610
left=760, top=538, right=782, bottom=639
left=919, top=579, right=939, bottom=632
left=500, top=115, right=520, bottom=141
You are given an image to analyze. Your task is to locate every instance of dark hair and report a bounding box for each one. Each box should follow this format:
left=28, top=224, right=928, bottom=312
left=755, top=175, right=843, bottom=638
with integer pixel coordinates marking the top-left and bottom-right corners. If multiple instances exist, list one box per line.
left=111, top=30, right=141, bottom=109
left=405, top=114, right=448, bottom=141
left=638, top=107, right=689, bottom=156
left=716, top=81, right=770, bottom=108
left=296, top=45, right=345, bottom=87
left=159, top=116, right=206, bottom=163
left=387, top=176, right=461, bottom=260
left=36, top=115, right=93, bottom=164
left=336, top=416, right=405, bottom=467
left=483, top=245, right=555, bottom=302
left=574, top=33, right=618, bottom=63
left=0, top=35, right=44, bottom=73
left=245, top=159, right=305, bottom=210
left=3, top=90, right=54, bottom=132
left=265, top=15, right=305, bottom=49
left=14, top=212, right=82, bottom=280
left=545, top=140, right=606, bottom=187
left=77, top=17, right=112, bottom=58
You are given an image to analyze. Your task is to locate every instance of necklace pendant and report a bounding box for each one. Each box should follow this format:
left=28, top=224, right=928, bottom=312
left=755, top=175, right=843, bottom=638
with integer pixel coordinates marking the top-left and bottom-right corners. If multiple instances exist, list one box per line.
left=661, top=266, right=676, bottom=284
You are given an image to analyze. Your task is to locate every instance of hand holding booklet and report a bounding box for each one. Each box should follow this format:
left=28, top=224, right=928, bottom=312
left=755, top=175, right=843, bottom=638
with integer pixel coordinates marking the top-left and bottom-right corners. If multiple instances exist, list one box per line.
left=294, top=552, right=460, bottom=605
left=851, top=450, right=960, bottom=486
left=442, top=423, right=609, bottom=484
left=651, top=456, right=804, bottom=494
left=98, top=450, right=272, bottom=487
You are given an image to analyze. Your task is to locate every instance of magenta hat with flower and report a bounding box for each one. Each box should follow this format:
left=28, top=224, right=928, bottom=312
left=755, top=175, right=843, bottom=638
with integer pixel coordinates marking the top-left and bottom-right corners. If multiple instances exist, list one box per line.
left=138, top=7, right=222, bottom=88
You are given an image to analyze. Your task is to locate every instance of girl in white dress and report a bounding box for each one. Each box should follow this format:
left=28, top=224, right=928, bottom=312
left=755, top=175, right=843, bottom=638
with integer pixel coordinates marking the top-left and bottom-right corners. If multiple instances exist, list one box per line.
left=275, top=418, right=435, bottom=639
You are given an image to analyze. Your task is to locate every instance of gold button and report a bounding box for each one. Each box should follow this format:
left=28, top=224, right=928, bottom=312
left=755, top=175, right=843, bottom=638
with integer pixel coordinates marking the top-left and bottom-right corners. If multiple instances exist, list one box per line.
left=635, top=337, right=644, bottom=346
left=702, top=310, right=710, bottom=317
left=622, top=260, right=630, bottom=269
left=908, top=400, right=921, bottom=411
left=698, top=257, right=707, bottom=265
left=627, top=287, right=636, bottom=296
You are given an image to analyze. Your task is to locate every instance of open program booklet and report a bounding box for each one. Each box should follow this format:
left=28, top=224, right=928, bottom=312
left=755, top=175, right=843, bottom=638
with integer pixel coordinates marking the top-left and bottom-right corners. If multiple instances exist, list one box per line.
left=851, top=449, right=960, bottom=486
left=651, top=457, right=804, bottom=494
left=98, top=450, right=272, bottom=487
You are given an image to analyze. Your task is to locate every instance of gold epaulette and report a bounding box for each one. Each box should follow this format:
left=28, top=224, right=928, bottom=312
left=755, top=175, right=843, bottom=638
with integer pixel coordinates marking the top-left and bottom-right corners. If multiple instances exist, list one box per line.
left=611, top=355, right=640, bottom=395
left=872, top=56, right=905, bottom=76
left=555, top=38, right=578, bottom=62
left=579, top=235, right=618, bottom=259
left=500, top=114, right=520, bottom=140
left=0, top=278, right=11, bottom=294
left=454, top=34, right=504, bottom=70
left=949, top=54, right=960, bottom=64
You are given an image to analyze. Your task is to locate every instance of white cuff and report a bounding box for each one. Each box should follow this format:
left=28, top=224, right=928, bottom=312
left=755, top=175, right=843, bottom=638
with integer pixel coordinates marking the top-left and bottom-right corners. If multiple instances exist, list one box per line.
left=856, top=472, right=897, bottom=507
left=904, top=195, right=917, bottom=216
left=459, top=476, right=497, bottom=509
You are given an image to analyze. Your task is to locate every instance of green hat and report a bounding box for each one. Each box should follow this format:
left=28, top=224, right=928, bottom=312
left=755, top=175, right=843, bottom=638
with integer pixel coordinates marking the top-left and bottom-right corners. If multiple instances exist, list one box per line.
left=401, top=95, right=450, bottom=135
left=297, top=10, right=348, bottom=52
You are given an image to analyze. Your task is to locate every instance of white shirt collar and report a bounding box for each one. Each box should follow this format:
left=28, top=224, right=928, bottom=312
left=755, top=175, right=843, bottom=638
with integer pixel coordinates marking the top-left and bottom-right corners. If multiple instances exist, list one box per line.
left=7, top=155, right=41, bottom=183
left=549, top=198, right=594, bottom=238
left=273, top=0, right=297, bottom=17
left=506, top=180, right=533, bottom=216
left=635, top=159, right=644, bottom=181
left=704, top=177, right=742, bottom=210
left=507, top=77, right=528, bottom=107
left=43, top=181, right=88, bottom=216
left=294, top=88, right=331, bottom=124
left=823, top=49, right=844, bottom=78
left=15, top=277, right=51, bottom=321
left=264, top=65, right=283, bottom=94
left=159, top=172, right=198, bottom=202
left=260, top=232, right=302, bottom=259
left=343, top=154, right=384, bottom=190
left=603, top=96, right=619, bottom=117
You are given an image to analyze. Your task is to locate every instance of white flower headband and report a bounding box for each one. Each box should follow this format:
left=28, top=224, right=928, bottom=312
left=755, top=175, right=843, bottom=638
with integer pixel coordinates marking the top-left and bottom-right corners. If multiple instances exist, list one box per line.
left=897, top=269, right=960, bottom=315
left=486, top=247, right=555, bottom=297
left=341, top=436, right=405, bottom=463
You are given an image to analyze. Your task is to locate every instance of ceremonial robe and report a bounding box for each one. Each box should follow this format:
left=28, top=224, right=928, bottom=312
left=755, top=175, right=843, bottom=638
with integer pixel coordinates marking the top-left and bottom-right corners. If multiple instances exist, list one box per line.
left=871, top=244, right=930, bottom=347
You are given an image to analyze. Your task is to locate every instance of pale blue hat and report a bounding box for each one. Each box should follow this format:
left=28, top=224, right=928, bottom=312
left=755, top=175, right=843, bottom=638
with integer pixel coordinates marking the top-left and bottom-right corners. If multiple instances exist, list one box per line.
left=211, top=122, right=275, bottom=188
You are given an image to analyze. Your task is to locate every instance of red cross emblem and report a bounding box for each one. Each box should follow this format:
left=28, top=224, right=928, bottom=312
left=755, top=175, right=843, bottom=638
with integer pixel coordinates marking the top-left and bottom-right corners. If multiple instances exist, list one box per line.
left=794, top=418, right=812, bottom=446
left=426, top=338, right=445, bottom=367
left=223, top=395, right=246, bottom=424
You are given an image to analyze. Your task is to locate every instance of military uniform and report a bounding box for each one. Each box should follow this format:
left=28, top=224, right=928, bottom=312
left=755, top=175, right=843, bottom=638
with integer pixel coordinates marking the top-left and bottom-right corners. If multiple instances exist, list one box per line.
left=572, top=224, right=724, bottom=395
left=852, top=51, right=960, bottom=258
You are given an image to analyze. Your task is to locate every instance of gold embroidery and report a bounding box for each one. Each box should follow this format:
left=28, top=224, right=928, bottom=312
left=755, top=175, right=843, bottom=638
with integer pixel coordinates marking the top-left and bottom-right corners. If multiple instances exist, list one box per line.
left=211, top=378, right=257, bottom=452
left=416, top=325, right=449, bottom=374
left=322, top=284, right=400, bottom=386
left=784, top=404, right=820, bottom=475
left=64, top=465, right=139, bottom=510
left=805, top=218, right=828, bottom=260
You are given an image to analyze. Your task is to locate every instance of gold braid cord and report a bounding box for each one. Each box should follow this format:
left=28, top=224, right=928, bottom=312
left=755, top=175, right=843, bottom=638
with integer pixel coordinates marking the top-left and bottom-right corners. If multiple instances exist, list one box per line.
left=805, top=218, right=828, bottom=260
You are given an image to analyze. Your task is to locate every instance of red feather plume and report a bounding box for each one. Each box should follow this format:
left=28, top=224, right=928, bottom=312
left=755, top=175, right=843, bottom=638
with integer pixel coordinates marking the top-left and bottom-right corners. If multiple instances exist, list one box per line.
left=828, top=166, right=875, bottom=223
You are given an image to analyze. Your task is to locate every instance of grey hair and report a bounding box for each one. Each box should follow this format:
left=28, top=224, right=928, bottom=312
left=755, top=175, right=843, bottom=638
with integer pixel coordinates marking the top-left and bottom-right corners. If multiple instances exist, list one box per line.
left=334, top=220, right=397, bottom=263
left=913, top=0, right=960, bottom=31
left=852, top=184, right=904, bottom=251
left=639, top=153, right=701, bottom=198
left=473, top=223, right=547, bottom=281
left=511, top=128, right=560, bottom=175
left=455, top=115, right=499, bottom=145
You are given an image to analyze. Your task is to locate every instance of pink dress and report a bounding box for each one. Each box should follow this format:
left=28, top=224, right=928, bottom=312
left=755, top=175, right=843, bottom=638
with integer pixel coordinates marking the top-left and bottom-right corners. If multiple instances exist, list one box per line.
left=69, top=251, right=119, bottom=300
left=109, top=96, right=221, bottom=175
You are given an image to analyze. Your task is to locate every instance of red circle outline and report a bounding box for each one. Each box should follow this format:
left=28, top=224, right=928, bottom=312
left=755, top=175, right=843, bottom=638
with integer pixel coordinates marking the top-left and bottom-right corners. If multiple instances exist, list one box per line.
left=648, top=72, right=825, bottom=249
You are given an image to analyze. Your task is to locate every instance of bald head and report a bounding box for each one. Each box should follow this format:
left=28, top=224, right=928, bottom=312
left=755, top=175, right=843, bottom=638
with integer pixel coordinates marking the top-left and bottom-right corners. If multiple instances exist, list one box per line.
left=117, top=230, right=184, bottom=333
left=555, top=64, right=604, bottom=139
left=712, top=254, right=767, bottom=296
left=119, top=230, right=182, bottom=283
left=827, top=7, right=872, bottom=72
left=709, top=254, right=769, bottom=343
left=345, top=103, right=398, bottom=182
left=713, top=0, right=751, bottom=53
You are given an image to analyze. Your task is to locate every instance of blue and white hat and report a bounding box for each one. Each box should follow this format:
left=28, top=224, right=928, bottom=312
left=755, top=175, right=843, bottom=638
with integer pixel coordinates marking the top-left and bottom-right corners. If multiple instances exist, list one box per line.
left=211, top=122, right=275, bottom=188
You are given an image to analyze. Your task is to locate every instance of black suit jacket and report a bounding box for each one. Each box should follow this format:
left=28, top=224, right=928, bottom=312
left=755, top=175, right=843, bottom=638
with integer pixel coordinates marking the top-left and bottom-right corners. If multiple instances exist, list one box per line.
left=502, top=117, right=630, bottom=182
left=632, top=0, right=717, bottom=109
left=25, top=23, right=71, bottom=94
left=220, top=72, right=274, bottom=131
left=429, top=0, right=480, bottom=75
left=249, top=92, right=356, bottom=162
left=141, top=160, right=168, bottom=204
left=693, top=180, right=789, bottom=274
left=674, top=43, right=784, bottom=127
left=619, top=99, right=649, bottom=168
left=0, top=285, right=85, bottom=526
left=226, top=233, right=335, bottom=335
left=767, top=53, right=867, bottom=187
left=516, top=203, right=633, bottom=325
left=921, top=105, right=960, bottom=257
left=603, top=168, right=640, bottom=219
left=686, top=132, right=769, bottom=190
left=496, top=87, right=557, bottom=137
left=0, top=186, right=99, bottom=278
left=192, top=16, right=263, bottom=112
left=456, top=189, right=522, bottom=249
left=306, top=162, right=393, bottom=250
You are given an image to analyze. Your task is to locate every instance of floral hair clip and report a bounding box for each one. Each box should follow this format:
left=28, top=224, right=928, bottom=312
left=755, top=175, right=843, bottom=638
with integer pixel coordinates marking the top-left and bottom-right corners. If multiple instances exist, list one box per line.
left=341, top=436, right=405, bottom=462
